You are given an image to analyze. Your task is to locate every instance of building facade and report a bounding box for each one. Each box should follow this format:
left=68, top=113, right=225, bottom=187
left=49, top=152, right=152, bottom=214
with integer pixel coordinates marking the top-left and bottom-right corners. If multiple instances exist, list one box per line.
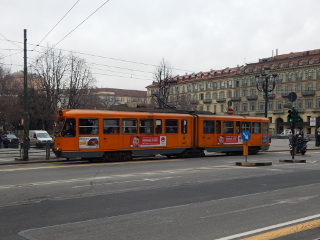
left=91, top=88, right=147, bottom=107
left=147, top=49, right=320, bottom=136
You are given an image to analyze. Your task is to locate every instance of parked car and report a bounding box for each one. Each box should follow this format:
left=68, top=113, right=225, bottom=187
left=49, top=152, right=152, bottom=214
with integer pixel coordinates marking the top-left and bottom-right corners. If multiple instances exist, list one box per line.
left=3, top=134, right=19, bottom=148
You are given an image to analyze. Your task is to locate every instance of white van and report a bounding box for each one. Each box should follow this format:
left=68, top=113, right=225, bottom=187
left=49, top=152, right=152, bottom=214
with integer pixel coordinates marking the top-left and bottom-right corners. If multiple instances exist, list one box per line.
left=29, top=130, right=54, bottom=147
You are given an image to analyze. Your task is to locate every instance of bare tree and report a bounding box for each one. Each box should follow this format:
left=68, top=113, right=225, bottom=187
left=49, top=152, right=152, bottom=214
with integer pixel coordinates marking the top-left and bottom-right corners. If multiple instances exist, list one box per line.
left=0, top=63, right=23, bottom=132
left=31, top=47, right=68, bottom=120
left=152, top=58, right=176, bottom=108
left=63, top=54, right=96, bottom=109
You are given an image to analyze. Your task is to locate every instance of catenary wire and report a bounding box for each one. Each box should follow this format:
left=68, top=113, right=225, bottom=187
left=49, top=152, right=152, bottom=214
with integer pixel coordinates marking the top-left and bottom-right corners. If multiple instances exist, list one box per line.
left=53, top=0, right=111, bottom=48
left=32, top=0, right=81, bottom=51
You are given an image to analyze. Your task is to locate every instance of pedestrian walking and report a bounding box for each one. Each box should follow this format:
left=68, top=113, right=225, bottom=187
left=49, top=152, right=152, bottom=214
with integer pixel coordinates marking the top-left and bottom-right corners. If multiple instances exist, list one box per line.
left=3, top=136, right=9, bottom=148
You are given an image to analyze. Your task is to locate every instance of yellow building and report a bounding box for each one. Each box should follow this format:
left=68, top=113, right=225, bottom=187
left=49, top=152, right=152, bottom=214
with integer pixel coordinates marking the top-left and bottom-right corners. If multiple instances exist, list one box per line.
left=147, top=49, right=320, bottom=137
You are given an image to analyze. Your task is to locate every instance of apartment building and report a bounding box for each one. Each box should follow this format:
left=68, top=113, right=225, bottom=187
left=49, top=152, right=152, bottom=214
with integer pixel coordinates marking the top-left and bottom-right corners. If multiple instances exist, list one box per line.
left=147, top=49, right=320, bottom=135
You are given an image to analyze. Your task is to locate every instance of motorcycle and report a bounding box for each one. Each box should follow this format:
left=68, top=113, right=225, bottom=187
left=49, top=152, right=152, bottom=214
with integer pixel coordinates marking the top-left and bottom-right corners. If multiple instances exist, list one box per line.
left=289, top=135, right=308, bottom=155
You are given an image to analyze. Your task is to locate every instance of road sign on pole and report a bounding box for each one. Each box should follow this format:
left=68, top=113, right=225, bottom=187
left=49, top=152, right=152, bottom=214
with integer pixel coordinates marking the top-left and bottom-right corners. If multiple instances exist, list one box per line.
left=227, top=108, right=234, bottom=115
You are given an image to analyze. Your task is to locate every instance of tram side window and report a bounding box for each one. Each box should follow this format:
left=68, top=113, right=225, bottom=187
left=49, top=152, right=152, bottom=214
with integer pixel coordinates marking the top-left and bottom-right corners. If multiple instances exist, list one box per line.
left=223, top=121, right=234, bottom=134
left=165, top=119, right=178, bottom=134
left=103, top=118, right=119, bottom=134
left=262, top=122, right=268, bottom=134
left=140, top=119, right=154, bottom=134
left=236, top=121, right=241, bottom=134
left=79, top=118, right=98, bottom=135
left=203, top=120, right=214, bottom=134
left=181, top=119, right=187, bottom=134
left=122, top=119, right=137, bottom=134
left=155, top=119, right=162, bottom=134
left=216, top=120, right=221, bottom=134
left=252, top=122, right=261, bottom=134
left=242, top=122, right=251, bottom=133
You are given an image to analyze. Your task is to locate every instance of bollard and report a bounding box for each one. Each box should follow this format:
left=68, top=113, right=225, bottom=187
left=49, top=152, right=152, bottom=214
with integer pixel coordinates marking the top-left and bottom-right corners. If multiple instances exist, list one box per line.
left=46, top=142, right=50, bottom=160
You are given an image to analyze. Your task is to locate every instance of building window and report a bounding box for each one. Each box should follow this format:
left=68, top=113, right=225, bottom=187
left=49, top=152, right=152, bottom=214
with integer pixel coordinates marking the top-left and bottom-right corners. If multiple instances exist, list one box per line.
left=276, top=86, right=282, bottom=94
left=268, top=101, right=273, bottom=110
left=242, top=103, right=248, bottom=112
left=307, top=70, right=313, bottom=80
left=316, top=98, right=320, bottom=108
left=295, top=84, right=302, bottom=92
left=219, top=91, right=225, bottom=98
left=234, top=103, right=239, bottom=112
left=242, top=78, right=248, bottom=87
left=259, top=102, right=264, bottom=111
left=228, top=80, right=232, bottom=88
left=285, top=85, right=292, bottom=93
left=305, top=99, right=313, bottom=109
left=250, top=102, right=256, bottom=111
left=227, top=90, right=232, bottom=98
left=276, top=101, right=282, bottom=110
left=213, top=82, right=217, bottom=90
left=212, top=92, right=217, bottom=99
left=242, top=89, right=247, bottom=97
left=296, top=99, right=303, bottom=110
left=317, top=69, right=320, bottom=79
left=305, top=83, right=313, bottom=91
left=296, top=72, right=302, bottom=81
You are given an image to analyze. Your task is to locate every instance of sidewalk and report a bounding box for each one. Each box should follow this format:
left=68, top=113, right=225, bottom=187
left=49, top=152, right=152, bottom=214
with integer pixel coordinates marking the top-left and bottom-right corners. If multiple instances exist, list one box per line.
left=0, top=139, right=318, bottom=165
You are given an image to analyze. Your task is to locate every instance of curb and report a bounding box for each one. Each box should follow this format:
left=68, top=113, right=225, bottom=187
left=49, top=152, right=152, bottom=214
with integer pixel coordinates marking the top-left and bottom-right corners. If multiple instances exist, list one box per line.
left=279, top=159, right=306, bottom=163
left=235, top=162, right=272, bottom=167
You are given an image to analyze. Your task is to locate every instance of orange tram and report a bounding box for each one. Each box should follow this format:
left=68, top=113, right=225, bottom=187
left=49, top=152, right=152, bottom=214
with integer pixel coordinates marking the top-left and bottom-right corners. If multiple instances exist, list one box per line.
left=53, top=109, right=270, bottom=161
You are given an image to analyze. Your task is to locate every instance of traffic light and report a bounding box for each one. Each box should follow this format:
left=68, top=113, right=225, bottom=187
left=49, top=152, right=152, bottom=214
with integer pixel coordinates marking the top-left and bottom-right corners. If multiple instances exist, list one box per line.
left=287, top=110, right=293, bottom=122
left=293, top=109, right=302, bottom=122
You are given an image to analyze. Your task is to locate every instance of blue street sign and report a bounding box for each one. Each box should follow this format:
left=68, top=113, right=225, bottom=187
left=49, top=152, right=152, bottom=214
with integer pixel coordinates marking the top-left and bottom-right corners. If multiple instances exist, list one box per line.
left=242, top=131, right=251, bottom=142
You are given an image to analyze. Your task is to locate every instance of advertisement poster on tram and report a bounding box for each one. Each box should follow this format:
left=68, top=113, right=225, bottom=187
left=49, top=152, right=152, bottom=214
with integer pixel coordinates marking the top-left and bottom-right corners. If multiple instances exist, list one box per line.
left=217, top=135, right=243, bottom=145
left=130, top=136, right=166, bottom=147
left=79, top=137, right=99, bottom=148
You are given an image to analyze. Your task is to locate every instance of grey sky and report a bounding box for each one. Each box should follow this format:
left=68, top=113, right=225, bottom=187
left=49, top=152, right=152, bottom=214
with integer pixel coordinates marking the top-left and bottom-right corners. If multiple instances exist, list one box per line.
left=1, top=0, right=320, bottom=90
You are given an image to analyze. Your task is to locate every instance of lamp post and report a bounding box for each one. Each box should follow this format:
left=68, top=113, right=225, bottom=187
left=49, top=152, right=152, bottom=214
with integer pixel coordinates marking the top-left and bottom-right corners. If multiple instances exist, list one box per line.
left=255, top=67, right=277, bottom=118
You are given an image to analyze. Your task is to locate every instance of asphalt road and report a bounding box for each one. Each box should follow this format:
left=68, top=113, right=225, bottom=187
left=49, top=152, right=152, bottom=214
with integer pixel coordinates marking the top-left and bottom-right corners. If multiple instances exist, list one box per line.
left=0, top=148, right=320, bottom=239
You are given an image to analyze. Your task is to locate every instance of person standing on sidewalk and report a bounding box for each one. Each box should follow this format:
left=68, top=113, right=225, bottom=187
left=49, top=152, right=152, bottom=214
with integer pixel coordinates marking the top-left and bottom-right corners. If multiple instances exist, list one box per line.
left=317, top=131, right=320, bottom=147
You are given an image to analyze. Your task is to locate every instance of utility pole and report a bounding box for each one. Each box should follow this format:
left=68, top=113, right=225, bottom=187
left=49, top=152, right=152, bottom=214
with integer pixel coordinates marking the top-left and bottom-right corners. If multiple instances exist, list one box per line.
left=23, top=29, right=29, bottom=160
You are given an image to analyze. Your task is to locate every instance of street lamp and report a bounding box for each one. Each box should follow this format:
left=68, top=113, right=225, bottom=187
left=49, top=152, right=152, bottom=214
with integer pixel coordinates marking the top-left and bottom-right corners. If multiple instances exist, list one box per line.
left=255, top=67, right=277, bottom=118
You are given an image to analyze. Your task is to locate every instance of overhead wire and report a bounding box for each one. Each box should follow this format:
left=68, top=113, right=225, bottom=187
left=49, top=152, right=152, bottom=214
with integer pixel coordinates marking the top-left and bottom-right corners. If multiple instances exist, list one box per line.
left=53, top=0, right=111, bottom=48
left=1, top=37, right=195, bottom=81
left=32, top=0, right=81, bottom=51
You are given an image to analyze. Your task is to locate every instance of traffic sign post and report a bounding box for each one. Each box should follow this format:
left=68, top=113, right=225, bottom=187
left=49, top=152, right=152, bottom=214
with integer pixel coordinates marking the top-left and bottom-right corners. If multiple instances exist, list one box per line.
left=227, top=108, right=234, bottom=115
left=241, top=131, right=251, bottom=162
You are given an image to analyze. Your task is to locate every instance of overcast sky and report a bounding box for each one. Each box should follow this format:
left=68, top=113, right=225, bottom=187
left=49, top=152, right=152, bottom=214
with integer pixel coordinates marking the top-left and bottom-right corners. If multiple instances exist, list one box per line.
left=1, top=0, right=320, bottom=91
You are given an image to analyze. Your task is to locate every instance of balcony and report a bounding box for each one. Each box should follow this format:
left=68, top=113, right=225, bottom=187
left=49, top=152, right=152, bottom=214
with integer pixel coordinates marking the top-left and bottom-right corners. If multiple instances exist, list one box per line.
left=281, top=92, right=290, bottom=98
left=216, top=98, right=226, bottom=103
left=190, top=100, right=199, bottom=104
left=246, top=95, right=258, bottom=101
left=231, top=97, right=241, bottom=102
left=283, top=103, right=292, bottom=108
left=268, top=93, right=275, bottom=99
left=272, top=109, right=284, bottom=114
left=301, top=90, right=315, bottom=96
left=203, top=99, right=212, bottom=104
